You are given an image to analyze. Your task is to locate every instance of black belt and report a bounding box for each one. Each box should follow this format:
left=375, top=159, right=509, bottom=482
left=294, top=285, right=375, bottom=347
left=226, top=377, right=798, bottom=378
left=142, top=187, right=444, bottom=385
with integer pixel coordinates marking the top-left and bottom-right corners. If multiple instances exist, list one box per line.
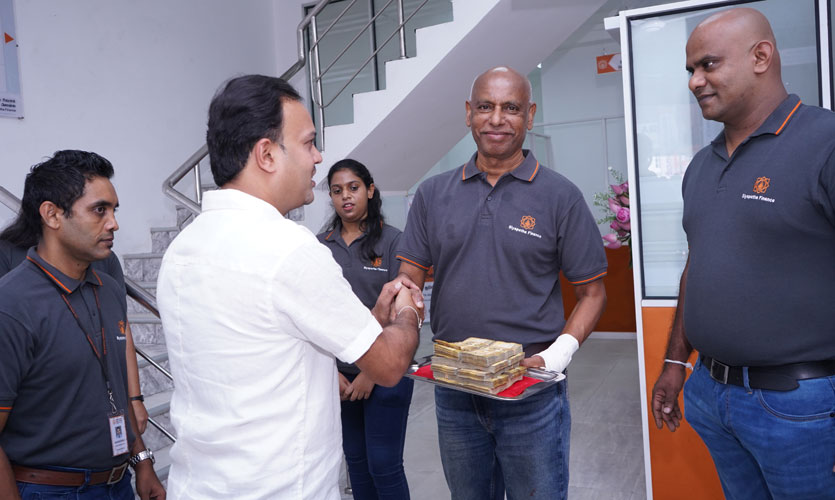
left=700, top=355, right=835, bottom=391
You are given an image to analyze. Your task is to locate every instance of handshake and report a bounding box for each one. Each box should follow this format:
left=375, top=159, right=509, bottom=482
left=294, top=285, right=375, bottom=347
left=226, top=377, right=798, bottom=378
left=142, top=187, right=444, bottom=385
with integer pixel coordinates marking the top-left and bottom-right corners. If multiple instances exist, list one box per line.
left=371, top=275, right=426, bottom=329
left=350, top=275, right=426, bottom=390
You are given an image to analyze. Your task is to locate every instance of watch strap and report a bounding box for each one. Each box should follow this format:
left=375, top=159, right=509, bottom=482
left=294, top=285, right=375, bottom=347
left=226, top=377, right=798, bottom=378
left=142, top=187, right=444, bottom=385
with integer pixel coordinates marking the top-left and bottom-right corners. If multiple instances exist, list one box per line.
left=129, top=449, right=155, bottom=468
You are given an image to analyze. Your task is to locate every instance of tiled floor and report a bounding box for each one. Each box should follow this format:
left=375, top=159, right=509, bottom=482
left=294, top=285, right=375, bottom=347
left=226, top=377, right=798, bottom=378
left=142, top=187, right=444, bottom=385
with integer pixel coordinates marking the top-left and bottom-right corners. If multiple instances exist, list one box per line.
left=340, top=333, right=647, bottom=499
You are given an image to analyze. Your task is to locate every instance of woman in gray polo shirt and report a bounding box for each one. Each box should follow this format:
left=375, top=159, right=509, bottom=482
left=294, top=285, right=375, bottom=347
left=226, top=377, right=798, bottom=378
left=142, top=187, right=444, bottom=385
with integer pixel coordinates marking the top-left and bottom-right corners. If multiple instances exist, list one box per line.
left=317, top=159, right=414, bottom=500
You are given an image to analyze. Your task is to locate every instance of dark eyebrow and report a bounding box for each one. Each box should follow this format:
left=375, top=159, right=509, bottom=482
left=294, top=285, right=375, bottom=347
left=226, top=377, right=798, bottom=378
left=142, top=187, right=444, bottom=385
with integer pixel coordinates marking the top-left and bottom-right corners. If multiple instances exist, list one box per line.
left=90, top=199, right=118, bottom=209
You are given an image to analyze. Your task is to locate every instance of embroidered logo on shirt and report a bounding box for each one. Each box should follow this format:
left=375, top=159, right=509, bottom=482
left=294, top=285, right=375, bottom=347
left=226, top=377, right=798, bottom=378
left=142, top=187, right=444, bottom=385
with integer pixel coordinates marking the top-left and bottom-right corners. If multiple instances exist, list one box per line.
left=753, top=177, right=770, bottom=194
left=364, top=256, right=388, bottom=272
left=741, top=176, right=775, bottom=204
left=509, top=216, right=542, bottom=239
left=118, top=320, right=126, bottom=335
left=520, top=216, right=536, bottom=230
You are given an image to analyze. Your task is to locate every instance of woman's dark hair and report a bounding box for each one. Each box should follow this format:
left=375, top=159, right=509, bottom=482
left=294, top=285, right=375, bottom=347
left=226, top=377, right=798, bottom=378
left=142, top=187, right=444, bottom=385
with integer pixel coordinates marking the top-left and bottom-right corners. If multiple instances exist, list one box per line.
left=323, top=159, right=384, bottom=262
left=0, top=150, right=114, bottom=248
left=206, top=75, right=302, bottom=187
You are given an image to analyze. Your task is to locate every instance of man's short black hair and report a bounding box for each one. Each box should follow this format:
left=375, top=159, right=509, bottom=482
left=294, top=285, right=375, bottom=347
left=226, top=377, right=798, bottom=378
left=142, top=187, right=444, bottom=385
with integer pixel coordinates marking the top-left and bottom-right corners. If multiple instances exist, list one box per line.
left=206, top=75, right=302, bottom=187
left=0, top=150, right=115, bottom=248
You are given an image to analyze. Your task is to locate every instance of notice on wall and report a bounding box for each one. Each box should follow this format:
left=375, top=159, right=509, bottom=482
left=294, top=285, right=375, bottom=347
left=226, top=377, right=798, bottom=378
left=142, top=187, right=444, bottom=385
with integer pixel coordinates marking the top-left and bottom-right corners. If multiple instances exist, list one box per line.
left=0, top=0, right=22, bottom=118
left=596, top=53, right=622, bottom=74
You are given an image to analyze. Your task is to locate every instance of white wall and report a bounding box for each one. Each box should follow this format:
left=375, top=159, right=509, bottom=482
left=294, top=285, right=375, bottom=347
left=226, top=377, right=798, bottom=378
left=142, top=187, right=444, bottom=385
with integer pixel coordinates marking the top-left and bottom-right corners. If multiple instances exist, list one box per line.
left=539, top=22, right=627, bottom=233
left=0, top=0, right=311, bottom=256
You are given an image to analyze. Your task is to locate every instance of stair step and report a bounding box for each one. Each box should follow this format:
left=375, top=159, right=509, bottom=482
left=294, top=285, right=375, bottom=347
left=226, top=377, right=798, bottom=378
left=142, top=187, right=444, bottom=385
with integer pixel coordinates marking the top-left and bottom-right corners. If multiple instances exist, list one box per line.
left=123, top=253, right=163, bottom=282
left=136, top=344, right=169, bottom=370
left=153, top=444, right=172, bottom=482
left=150, top=226, right=179, bottom=233
left=129, top=313, right=161, bottom=324
left=150, top=228, right=180, bottom=254
left=145, top=390, right=173, bottom=418
left=130, top=321, right=164, bottom=347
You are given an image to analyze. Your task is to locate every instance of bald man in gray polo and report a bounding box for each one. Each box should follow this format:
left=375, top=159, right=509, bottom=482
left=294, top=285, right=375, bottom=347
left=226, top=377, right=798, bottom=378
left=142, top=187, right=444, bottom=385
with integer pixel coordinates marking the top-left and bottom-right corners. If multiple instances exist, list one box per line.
left=396, top=66, right=607, bottom=500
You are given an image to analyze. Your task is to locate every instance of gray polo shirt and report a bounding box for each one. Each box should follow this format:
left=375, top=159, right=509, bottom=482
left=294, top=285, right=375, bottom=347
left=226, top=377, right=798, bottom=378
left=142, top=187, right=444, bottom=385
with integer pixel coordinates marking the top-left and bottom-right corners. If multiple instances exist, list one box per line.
left=397, top=151, right=607, bottom=355
left=0, top=248, right=133, bottom=468
left=683, top=94, right=835, bottom=366
left=318, top=223, right=401, bottom=373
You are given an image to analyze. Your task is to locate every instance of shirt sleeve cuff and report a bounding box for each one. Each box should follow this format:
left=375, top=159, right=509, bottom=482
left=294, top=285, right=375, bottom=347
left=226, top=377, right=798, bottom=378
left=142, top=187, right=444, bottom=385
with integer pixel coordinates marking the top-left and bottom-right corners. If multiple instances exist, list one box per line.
left=395, top=253, right=431, bottom=271
left=336, top=317, right=383, bottom=365
left=566, top=269, right=608, bottom=285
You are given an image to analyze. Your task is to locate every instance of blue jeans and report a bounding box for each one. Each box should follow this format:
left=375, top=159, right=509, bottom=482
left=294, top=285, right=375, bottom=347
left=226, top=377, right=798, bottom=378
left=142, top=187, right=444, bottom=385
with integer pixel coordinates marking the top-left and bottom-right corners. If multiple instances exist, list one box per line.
left=435, top=380, right=570, bottom=500
left=17, top=468, right=133, bottom=500
left=341, top=373, right=414, bottom=500
left=684, top=359, right=835, bottom=500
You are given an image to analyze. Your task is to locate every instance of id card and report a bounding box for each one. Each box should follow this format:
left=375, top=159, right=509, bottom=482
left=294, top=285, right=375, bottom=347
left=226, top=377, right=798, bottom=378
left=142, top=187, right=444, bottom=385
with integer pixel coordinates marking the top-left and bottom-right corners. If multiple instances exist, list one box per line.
left=109, top=413, right=129, bottom=456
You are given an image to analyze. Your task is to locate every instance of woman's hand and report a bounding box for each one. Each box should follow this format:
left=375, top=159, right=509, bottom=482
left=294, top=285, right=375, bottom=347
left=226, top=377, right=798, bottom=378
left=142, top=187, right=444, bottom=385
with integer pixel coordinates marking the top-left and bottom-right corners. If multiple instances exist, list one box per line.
left=345, top=372, right=375, bottom=401
left=338, top=372, right=351, bottom=401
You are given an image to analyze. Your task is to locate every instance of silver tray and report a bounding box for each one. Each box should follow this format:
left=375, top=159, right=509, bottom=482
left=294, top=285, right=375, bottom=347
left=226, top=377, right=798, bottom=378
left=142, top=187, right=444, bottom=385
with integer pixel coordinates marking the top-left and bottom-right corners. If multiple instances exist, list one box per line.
left=406, top=355, right=565, bottom=401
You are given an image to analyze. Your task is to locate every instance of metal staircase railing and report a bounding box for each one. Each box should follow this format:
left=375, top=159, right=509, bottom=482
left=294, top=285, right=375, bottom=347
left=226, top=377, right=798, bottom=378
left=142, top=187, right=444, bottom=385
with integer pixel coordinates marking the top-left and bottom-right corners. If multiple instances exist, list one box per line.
left=0, top=188, right=176, bottom=443
left=163, top=0, right=432, bottom=216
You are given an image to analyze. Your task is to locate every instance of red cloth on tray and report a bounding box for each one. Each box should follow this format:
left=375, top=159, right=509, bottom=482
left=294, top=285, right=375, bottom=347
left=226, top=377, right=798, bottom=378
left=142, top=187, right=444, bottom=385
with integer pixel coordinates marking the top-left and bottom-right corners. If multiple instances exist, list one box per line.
left=412, top=364, right=542, bottom=398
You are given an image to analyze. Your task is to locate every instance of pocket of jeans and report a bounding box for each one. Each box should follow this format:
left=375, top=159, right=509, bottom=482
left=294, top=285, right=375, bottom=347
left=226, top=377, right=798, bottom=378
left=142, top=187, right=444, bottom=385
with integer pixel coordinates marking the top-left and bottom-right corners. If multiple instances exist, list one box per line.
left=756, top=375, right=835, bottom=421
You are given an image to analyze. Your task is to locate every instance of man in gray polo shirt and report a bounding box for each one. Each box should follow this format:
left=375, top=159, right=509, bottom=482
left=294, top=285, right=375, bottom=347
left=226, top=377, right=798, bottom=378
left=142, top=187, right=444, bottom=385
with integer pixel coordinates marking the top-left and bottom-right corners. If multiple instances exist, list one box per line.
left=397, top=66, right=607, bottom=500
left=0, top=151, right=165, bottom=500
left=651, top=8, right=835, bottom=498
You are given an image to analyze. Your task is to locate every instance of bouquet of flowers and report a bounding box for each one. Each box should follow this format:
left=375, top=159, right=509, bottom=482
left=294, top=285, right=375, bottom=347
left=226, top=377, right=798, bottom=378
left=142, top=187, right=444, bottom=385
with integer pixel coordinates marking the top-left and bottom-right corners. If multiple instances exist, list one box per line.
left=593, top=167, right=630, bottom=249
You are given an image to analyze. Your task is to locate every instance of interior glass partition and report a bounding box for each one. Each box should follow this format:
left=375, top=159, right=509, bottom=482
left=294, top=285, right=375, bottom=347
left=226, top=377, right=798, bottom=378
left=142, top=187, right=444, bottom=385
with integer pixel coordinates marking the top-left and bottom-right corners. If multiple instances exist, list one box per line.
left=628, top=0, right=820, bottom=298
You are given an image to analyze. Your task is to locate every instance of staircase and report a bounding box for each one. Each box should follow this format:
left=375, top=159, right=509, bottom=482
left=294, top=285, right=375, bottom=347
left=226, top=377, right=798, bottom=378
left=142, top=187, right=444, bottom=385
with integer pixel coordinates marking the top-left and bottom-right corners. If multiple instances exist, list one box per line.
left=313, top=0, right=610, bottom=192
left=122, top=208, right=191, bottom=486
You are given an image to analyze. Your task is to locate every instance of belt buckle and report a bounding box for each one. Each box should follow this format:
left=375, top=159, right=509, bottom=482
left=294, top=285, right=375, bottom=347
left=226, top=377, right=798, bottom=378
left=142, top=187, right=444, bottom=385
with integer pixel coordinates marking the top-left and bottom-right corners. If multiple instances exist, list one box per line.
left=107, top=463, right=127, bottom=485
left=709, top=359, right=730, bottom=384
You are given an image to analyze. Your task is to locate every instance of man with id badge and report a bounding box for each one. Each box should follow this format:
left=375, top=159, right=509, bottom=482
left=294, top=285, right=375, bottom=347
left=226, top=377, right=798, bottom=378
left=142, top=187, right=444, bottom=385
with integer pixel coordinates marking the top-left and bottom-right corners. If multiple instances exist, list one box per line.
left=0, top=151, right=165, bottom=500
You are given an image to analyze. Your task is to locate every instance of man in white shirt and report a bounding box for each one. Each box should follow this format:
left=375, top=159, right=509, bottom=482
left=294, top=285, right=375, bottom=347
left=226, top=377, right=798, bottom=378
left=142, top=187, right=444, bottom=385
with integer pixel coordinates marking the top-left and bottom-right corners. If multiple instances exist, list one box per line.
left=156, top=75, right=422, bottom=500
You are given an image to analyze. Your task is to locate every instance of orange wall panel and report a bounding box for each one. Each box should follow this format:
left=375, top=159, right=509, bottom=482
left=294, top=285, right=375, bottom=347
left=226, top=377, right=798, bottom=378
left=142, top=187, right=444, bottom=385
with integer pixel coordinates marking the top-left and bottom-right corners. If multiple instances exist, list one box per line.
left=561, top=246, right=636, bottom=332
left=642, top=307, right=723, bottom=499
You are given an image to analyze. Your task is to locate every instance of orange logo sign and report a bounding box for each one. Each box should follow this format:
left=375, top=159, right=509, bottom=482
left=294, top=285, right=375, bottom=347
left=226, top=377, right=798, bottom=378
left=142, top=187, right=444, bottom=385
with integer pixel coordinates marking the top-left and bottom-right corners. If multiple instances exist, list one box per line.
left=753, top=177, right=770, bottom=194
left=520, top=216, right=536, bottom=230
left=371, top=257, right=382, bottom=267
left=118, top=320, right=126, bottom=335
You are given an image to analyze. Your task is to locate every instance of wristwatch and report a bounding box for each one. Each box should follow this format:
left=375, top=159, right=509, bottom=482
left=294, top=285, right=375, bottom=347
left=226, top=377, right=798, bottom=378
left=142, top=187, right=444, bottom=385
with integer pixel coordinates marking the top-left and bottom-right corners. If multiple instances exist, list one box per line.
left=129, top=449, right=155, bottom=468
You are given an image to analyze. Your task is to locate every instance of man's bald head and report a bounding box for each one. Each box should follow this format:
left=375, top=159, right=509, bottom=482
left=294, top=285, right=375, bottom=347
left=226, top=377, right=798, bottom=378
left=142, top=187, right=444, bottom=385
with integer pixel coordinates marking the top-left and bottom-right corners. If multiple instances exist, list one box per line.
left=469, top=67, right=532, bottom=103
left=465, top=66, right=536, bottom=166
left=685, top=7, right=786, bottom=126
left=695, top=8, right=777, bottom=46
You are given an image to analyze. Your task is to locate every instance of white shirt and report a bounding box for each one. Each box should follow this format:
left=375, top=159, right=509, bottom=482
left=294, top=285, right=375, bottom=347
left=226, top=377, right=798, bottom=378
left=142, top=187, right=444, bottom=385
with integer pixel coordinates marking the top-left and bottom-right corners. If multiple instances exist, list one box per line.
left=157, top=189, right=381, bottom=500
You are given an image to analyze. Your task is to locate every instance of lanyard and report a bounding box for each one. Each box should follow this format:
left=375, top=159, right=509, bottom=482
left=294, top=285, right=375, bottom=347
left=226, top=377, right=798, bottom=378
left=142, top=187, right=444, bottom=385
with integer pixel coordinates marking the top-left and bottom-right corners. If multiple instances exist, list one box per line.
left=27, top=256, right=119, bottom=414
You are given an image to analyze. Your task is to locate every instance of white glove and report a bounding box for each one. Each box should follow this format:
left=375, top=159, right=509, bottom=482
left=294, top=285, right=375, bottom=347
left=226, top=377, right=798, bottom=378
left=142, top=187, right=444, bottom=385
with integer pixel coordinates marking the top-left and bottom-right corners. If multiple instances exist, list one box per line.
left=537, top=334, right=579, bottom=373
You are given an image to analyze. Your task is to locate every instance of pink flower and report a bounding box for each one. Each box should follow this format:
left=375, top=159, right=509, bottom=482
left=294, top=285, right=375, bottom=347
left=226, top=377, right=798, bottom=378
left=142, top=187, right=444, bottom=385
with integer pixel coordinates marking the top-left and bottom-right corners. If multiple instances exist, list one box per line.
left=618, top=230, right=628, bottom=237
left=621, top=181, right=629, bottom=191
left=616, top=207, right=630, bottom=223
left=616, top=220, right=631, bottom=231
left=609, top=220, right=619, bottom=230
left=611, top=183, right=625, bottom=195
left=602, top=233, right=622, bottom=249
left=618, top=194, right=630, bottom=207
left=608, top=198, right=621, bottom=214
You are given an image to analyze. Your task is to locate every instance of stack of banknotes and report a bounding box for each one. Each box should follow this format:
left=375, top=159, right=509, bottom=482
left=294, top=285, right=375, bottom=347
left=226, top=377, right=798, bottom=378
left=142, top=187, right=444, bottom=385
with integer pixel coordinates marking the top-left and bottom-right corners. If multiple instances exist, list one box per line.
left=431, top=337, right=526, bottom=395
